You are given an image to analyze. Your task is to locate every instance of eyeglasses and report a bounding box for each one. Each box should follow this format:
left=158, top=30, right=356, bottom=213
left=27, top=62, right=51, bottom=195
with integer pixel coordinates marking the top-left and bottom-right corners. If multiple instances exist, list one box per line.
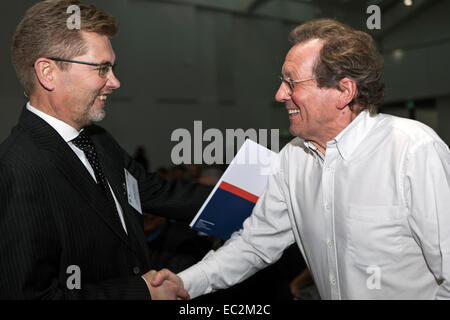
left=279, top=75, right=316, bottom=95
left=47, top=57, right=116, bottom=78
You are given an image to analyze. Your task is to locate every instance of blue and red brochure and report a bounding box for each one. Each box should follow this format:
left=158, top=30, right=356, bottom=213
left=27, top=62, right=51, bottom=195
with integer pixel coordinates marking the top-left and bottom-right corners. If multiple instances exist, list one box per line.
left=190, top=139, right=278, bottom=240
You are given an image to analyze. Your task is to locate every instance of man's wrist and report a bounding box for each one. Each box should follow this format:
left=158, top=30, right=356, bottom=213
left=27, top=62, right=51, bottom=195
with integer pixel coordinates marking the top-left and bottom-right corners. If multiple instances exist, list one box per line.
left=178, top=265, right=208, bottom=299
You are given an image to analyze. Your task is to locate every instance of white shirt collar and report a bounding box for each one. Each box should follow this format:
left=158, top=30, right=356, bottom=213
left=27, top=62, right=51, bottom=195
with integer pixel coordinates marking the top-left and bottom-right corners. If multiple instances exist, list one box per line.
left=332, top=110, right=378, bottom=160
left=26, top=102, right=80, bottom=142
left=303, top=140, right=324, bottom=161
left=303, top=110, right=378, bottom=160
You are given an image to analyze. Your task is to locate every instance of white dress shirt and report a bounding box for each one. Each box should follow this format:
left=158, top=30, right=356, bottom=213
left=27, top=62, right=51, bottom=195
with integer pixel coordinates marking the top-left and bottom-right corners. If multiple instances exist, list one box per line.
left=26, top=103, right=128, bottom=234
left=179, top=110, right=450, bottom=299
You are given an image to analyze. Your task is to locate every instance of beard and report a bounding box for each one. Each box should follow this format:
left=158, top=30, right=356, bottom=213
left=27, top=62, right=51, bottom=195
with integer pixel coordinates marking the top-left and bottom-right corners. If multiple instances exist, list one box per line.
left=73, top=94, right=106, bottom=128
left=87, top=104, right=106, bottom=122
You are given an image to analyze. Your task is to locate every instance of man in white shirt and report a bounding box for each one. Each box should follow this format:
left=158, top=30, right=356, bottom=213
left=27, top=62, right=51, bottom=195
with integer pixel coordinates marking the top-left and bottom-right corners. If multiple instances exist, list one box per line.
left=152, top=18, right=450, bottom=299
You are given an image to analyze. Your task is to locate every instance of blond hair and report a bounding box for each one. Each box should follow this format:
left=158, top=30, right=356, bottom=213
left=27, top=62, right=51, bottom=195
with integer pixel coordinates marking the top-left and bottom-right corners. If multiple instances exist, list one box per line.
left=11, top=0, right=117, bottom=94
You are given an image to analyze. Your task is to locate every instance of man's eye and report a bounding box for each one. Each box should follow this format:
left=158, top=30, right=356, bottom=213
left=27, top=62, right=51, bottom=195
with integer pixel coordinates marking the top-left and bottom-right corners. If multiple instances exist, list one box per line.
left=98, top=65, right=111, bottom=76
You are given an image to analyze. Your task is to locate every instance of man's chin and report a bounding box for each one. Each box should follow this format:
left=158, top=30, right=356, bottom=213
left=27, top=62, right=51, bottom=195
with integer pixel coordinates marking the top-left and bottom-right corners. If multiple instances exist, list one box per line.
left=289, top=125, right=299, bottom=137
left=88, top=110, right=106, bottom=123
left=289, top=126, right=306, bottom=140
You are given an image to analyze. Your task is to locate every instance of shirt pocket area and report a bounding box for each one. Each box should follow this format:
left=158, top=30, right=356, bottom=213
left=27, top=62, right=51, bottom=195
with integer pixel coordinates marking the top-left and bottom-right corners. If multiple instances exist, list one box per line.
left=346, top=205, right=406, bottom=267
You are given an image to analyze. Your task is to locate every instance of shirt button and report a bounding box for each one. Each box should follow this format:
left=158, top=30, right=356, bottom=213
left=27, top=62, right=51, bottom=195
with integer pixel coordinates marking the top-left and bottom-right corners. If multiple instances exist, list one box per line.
left=327, top=240, right=334, bottom=248
left=132, top=266, right=140, bottom=275
left=331, top=277, right=336, bottom=286
left=325, top=204, right=331, bottom=210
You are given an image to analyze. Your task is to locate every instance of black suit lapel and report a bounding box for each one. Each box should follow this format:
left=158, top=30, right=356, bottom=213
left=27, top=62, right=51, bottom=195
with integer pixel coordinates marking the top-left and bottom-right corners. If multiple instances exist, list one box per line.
left=93, top=140, right=150, bottom=265
left=18, top=108, right=133, bottom=250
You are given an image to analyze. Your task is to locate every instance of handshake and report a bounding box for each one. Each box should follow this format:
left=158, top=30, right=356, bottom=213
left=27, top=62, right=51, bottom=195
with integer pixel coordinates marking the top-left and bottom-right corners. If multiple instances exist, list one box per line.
left=142, top=268, right=190, bottom=300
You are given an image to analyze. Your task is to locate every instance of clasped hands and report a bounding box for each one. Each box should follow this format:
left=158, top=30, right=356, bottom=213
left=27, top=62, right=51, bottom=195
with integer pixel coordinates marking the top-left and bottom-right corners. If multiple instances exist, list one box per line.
left=142, top=268, right=189, bottom=300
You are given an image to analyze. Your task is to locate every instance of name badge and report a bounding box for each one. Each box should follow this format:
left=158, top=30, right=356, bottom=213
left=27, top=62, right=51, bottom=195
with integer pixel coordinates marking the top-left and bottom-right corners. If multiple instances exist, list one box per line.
left=124, top=169, right=142, bottom=214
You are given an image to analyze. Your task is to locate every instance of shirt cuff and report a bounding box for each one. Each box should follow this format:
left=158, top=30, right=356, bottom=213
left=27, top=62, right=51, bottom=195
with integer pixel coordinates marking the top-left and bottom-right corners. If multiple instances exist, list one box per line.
left=178, top=264, right=209, bottom=299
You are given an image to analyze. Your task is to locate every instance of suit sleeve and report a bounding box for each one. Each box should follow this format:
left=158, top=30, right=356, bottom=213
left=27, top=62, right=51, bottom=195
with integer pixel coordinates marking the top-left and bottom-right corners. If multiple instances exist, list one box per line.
left=89, top=126, right=212, bottom=222
left=0, top=164, right=150, bottom=299
left=116, top=140, right=212, bottom=223
left=139, top=170, right=212, bottom=222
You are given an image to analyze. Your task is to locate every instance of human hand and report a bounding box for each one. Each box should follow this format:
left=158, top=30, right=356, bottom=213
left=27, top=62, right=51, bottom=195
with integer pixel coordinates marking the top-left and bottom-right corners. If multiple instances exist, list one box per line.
left=142, top=269, right=190, bottom=300
left=150, top=268, right=188, bottom=298
left=289, top=268, right=313, bottom=299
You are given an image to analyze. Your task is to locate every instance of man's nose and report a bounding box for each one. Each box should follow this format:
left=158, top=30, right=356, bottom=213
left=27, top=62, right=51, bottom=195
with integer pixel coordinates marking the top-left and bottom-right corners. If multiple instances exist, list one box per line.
left=107, top=70, right=120, bottom=89
left=275, top=83, right=290, bottom=102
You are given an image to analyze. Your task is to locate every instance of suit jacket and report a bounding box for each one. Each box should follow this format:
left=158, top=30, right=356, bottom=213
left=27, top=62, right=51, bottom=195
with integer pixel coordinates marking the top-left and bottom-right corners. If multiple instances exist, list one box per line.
left=0, top=108, right=211, bottom=299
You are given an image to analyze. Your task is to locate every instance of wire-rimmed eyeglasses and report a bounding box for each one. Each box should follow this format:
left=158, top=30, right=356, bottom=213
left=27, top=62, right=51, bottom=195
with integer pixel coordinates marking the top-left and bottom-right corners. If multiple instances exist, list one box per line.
left=46, top=57, right=116, bottom=78
left=279, top=75, right=316, bottom=95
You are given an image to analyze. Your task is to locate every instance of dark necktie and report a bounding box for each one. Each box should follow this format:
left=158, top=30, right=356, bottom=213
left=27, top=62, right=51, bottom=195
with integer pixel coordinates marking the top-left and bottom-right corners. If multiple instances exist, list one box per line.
left=72, top=130, right=119, bottom=216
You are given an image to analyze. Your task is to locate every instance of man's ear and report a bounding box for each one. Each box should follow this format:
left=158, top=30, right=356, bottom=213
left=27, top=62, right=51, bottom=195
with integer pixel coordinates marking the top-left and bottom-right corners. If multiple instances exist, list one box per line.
left=33, top=58, right=57, bottom=91
left=337, top=77, right=357, bottom=110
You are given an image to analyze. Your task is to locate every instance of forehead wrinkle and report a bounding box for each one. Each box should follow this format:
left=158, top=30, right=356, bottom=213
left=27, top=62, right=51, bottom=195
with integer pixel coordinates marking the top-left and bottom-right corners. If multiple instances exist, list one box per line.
left=282, top=69, right=292, bottom=78
left=282, top=62, right=302, bottom=80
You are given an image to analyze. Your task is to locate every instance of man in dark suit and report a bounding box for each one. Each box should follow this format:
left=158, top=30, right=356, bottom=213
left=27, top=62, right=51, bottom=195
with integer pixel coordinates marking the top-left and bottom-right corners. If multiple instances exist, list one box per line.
left=0, top=0, right=209, bottom=299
